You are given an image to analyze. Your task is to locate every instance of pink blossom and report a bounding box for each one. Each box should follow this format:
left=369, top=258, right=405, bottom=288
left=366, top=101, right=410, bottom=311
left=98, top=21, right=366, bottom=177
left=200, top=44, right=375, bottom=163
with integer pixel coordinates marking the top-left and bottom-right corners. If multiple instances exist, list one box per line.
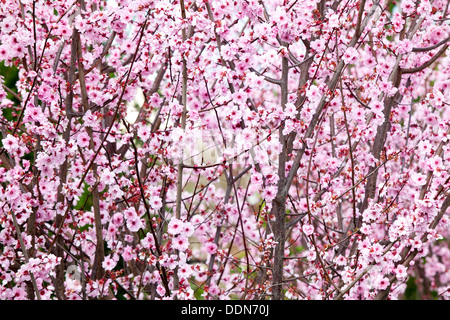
left=373, top=275, right=390, bottom=291
left=263, top=185, right=277, bottom=202
left=379, top=80, right=398, bottom=96
left=205, top=242, right=218, bottom=255
left=305, top=250, right=317, bottom=262
left=77, top=132, right=90, bottom=148
left=168, top=218, right=184, bottom=236
left=334, top=255, right=347, bottom=266
left=149, top=196, right=163, bottom=211
left=156, top=284, right=166, bottom=297
left=180, top=222, right=194, bottom=238
left=417, top=0, right=432, bottom=14
left=393, top=265, right=408, bottom=281
left=311, top=39, right=326, bottom=52
left=360, top=223, right=373, bottom=235
left=126, top=217, right=143, bottom=232
left=410, top=172, right=427, bottom=186
left=0, top=16, right=15, bottom=34
left=271, top=6, right=289, bottom=25
left=2, top=134, right=19, bottom=153
left=389, top=216, right=413, bottom=242
left=172, top=236, right=189, bottom=251
left=363, top=204, right=382, bottom=223
left=342, top=47, right=360, bottom=64
left=161, top=254, right=178, bottom=270
left=417, top=140, right=432, bottom=156
left=102, top=257, right=117, bottom=271
left=122, top=246, right=136, bottom=262
left=5, top=184, right=20, bottom=200
left=401, top=0, right=416, bottom=15
left=392, top=12, right=405, bottom=32
left=138, top=126, right=150, bottom=142
left=302, top=224, right=314, bottom=236
left=396, top=39, right=413, bottom=55
left=177, top=265, right=193, bottom=279
left=0, top=0, right=448, bottom=301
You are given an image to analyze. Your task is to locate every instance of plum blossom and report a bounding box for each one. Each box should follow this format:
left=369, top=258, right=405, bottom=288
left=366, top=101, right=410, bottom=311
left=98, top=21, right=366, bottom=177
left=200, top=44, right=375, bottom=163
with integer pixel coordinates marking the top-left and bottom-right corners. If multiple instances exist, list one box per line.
left=401, top=0, right=416, bottom=15
left=379, top=81, right=398, bottom=96
left=396, top=39, right=413, bottom=55
left=137, top=126, right=151, bottom=142
left=168, top=218, right=184, bottom=236
left=0, top=0, right=448, bottom=302
left=373, top=275, right=390, bottom=291
left=271, top=6, right=289, bottom=25
left=102, top=256, right=117, bottom=271
left=172, top=236, right=189, bottom=251
left=205, top=242, right=218, bottom=255
left=302, top=224, right=314, bottom=236
left=149, top=195, right=163, bottom=211
left=122, top=246, right=136, bottom=262
left=111, top=212, right=124, bottom=226
left=76, top=132, right=91, bottom=148
left=342, top=47, right=360, bottom=64
left=178, top=264, right=193, bottom=279
left=393, top=265, right=408, bottom=281
left=126, top=216, right=144, bottom=233
left=311, top=39, right=326, bottom=52
left=389, top=216, right=413, bottom=242
left=180, top=222, right=194, bottom=238
left=392, top=12, right=405, bottom=32
left=305, top=250, right=317, bottom=262
left=362, top=203, right=382, bottom=223
left=410, top=172, right=427, bottom=186
left=156, top=285, right=166, bottom=297
left=284, top=102, right=298, bottom=119
left=417, top=0, right=432, bottom=14
left=2, top=134, right=19, bottom=153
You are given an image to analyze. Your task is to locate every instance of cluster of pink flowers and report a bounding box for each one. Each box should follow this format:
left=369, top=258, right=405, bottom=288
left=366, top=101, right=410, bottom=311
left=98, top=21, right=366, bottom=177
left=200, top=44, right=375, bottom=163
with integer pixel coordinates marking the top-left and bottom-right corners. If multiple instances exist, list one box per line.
left=0, top=0, right=449, bottom=300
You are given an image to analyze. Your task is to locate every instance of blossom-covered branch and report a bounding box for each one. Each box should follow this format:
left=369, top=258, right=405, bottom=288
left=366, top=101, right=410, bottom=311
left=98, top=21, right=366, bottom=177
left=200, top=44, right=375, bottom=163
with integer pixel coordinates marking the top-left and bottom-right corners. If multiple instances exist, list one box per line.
left=0, top=0, right=449, bottom=300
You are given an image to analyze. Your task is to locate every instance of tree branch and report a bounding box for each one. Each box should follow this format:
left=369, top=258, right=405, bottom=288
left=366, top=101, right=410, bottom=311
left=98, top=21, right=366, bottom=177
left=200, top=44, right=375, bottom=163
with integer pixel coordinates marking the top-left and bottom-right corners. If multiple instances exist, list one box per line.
left=402, top=44, right=449, bottom=74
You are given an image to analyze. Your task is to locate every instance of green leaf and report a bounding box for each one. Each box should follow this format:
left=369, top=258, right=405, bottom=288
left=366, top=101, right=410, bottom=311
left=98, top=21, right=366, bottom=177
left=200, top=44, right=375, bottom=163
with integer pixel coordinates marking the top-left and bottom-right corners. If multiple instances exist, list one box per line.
left=74, top=183, right=93, bottom=210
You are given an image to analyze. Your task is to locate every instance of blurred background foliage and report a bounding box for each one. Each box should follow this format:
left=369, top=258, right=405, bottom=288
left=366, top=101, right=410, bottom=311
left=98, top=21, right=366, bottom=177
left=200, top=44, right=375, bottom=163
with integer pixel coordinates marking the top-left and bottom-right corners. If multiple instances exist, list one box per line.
left=0, top=61, right=19, bottom=121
